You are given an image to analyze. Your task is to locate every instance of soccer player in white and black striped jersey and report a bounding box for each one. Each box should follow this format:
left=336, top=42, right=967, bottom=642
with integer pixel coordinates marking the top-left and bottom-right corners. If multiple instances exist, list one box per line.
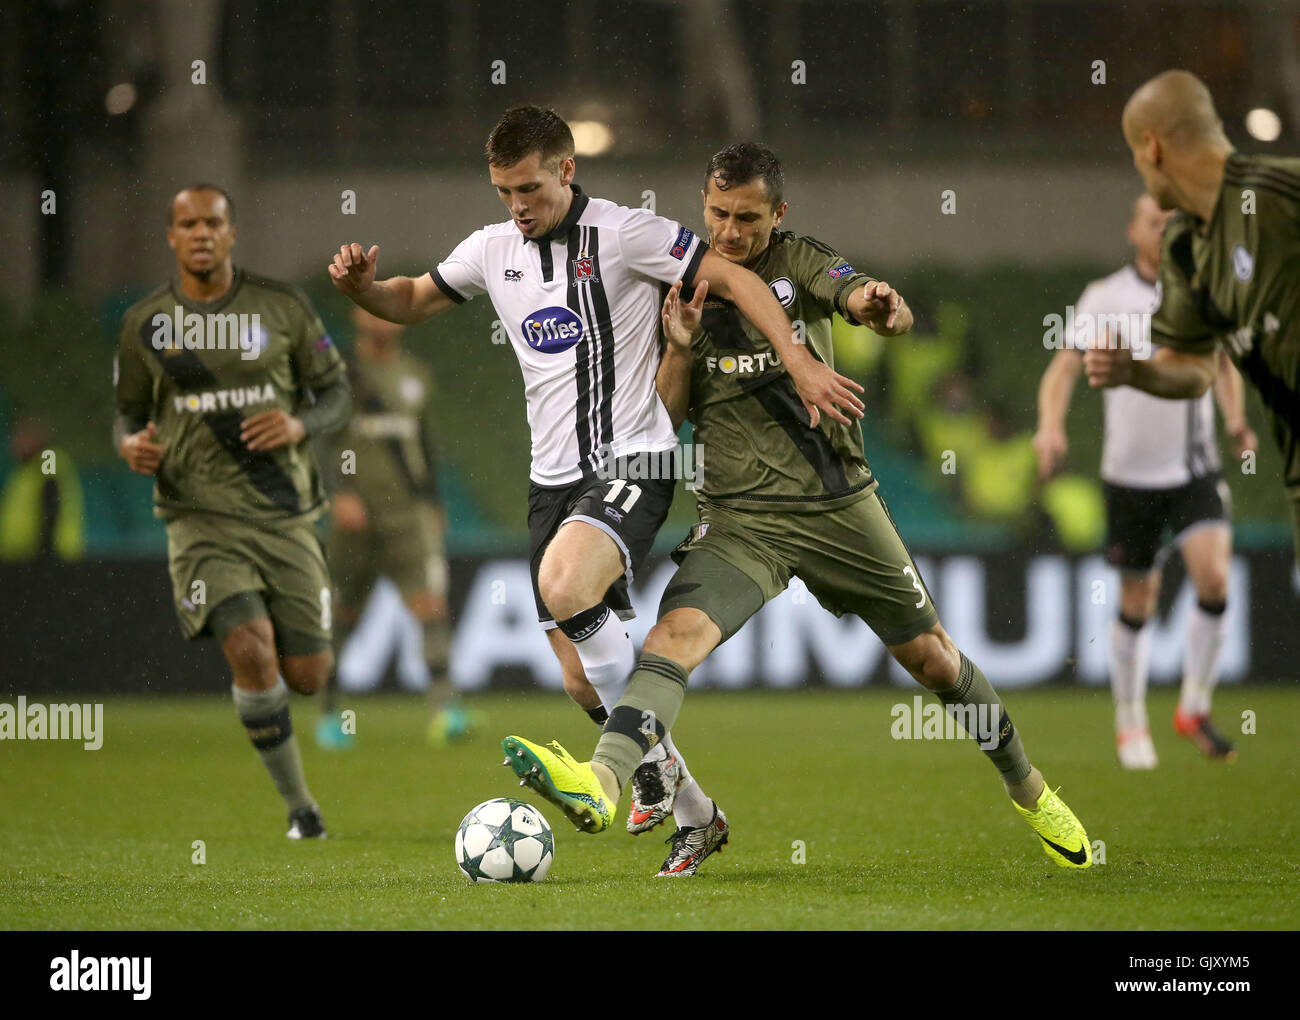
left=1035, top=194, right=1257, bottom=767
left=329, top=107, right=864, bottom=810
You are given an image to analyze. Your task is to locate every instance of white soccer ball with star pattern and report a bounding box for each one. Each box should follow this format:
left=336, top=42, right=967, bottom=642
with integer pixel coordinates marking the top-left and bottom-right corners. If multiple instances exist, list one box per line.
left=455, top=798, right=554, bottom=884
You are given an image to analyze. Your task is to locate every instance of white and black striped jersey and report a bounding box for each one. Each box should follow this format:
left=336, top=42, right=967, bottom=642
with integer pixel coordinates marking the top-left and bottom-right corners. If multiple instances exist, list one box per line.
left=433, top=184, right=707, bottom=486
left=1072, top=264, right=1220, bottom=488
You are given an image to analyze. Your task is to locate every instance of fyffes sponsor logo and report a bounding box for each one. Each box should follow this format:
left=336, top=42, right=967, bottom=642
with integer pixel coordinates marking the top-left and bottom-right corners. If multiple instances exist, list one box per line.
left=521, top=307, right=584, bottom=353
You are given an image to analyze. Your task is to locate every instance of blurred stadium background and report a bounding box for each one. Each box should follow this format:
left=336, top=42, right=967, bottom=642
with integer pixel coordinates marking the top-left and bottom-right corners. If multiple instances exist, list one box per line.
left=3, top=0, right=1298, bottom=693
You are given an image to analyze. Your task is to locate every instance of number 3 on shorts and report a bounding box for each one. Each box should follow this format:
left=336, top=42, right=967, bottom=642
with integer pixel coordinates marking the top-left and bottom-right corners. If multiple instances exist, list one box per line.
left=902, top=565, right=926, bottom=609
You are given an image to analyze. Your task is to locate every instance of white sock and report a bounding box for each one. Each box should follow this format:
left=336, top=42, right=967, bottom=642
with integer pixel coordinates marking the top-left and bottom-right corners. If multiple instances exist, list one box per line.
left=1110, top=616, right=1151, bottom=732
left=559, top=605, right=635, bottom=714
left=659, top=734, right=715, bottom=825
left=673, top=785, right=714, bottom=828
left=661, top=733, right=690, bottom=782
left=1180, top=602, right=1226, bottom=717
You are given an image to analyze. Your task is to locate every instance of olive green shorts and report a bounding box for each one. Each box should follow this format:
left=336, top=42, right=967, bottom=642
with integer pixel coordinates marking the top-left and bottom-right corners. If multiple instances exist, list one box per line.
left=165, top=511, right=333, bottom=655
left=660, top=490, right=939, bottom=646
left=327, top=504, right=447, bottom=610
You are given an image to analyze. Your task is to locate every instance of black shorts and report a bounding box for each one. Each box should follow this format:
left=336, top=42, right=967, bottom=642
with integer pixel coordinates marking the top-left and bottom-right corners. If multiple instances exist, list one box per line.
left=527, top=461, right=676, bottom=628
left=1103, top=474, right=1230, bottom=572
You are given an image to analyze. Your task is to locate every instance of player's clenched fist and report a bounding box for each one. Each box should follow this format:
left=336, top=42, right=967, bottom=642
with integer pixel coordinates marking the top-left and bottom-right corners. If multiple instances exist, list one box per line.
left=1083, top=344, right=1134, bottom=388
left=329, top=243, right=380, bottom=297
left=241, top=409, right=306, bottom=452
left=119, top=421, right=164, bottom=476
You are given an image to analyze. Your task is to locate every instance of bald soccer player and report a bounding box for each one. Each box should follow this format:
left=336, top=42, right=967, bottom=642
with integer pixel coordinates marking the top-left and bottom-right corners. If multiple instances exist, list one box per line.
left=1087, top=70, right=1300, bottom=570
left=1037, top=193, right=1256, bottom=766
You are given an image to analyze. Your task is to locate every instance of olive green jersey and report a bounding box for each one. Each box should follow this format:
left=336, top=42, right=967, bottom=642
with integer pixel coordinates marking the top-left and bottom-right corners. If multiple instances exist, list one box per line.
left=1152, top=153, right=1300, bottom=498
left=686, top=230, right=877, bottom=511
left=331, top=352, right=440, bottom=516
left=115, top=268, right=345, bottom=523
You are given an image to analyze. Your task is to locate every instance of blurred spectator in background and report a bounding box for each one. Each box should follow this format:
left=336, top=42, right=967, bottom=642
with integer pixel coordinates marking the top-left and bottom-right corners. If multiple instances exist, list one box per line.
left=0, top=418, right=84, bottom=561
left=963, top=399, right=1041, bottom=530
left=915, top=370, right=1062, bottom=540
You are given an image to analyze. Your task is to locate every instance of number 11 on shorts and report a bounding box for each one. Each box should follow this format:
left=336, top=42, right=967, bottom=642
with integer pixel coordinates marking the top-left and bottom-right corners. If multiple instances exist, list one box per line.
left=603, top=479, right=642, bottom=512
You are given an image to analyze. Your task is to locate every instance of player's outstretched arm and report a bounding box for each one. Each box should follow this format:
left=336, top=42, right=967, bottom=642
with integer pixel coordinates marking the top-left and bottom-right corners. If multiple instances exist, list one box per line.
left=695, top=250, right=864, bottom=428
left=1033, top=349, right=1083, bottom=480
left=328, top=243, right=455, bottom=324
left=656, top=280, right=705, bottom=430
left=1211, top=349, right=1259, bottom=457
left=1084, top=343, right=1217, bottom=398
left=847, top=280, right=912, bottom=336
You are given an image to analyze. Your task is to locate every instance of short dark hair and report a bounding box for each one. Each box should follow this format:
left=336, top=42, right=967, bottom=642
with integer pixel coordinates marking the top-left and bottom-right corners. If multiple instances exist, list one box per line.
left=169, top=183, right=235, bottom=225
left=485, top=106, right=575, bottom=171
left=705, top=143, right=784, bottom=209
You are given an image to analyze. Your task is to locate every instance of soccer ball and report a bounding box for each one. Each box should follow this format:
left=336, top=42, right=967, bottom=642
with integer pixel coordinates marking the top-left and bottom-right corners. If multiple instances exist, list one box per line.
left=455, top=798, right=554, bottom=884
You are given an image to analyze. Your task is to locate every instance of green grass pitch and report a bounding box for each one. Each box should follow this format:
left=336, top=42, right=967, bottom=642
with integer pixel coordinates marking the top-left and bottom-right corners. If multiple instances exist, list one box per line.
left=2, top=686, right=1296, bottom=930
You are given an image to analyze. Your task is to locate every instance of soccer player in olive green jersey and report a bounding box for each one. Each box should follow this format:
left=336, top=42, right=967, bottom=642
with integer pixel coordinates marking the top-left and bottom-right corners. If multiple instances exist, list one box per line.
left=319, top=306, right=471, bottom=749
left=1088, top=69, right=1300, bottom=562
left=505, top=144, right=1094, bottom=876
left=115, top=185, right=350, bottom=839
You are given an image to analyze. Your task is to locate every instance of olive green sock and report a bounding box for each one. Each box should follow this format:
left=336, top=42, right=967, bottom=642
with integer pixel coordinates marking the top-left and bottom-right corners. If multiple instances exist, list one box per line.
left=424, top=616, right=453, bottom=713
left=932, top=653, right=1033, bottom=786
left=233, top=679, right=315, bottom=813
left=591, top=653, right=688, bottom=790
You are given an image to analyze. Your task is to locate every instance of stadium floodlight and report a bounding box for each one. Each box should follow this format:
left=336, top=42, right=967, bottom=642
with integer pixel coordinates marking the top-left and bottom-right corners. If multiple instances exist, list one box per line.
left=105, top=83, right=137, bottom=115
left=570, top=120, right=614, bottom=157
left=1245, top=107, right=1282, bottom=142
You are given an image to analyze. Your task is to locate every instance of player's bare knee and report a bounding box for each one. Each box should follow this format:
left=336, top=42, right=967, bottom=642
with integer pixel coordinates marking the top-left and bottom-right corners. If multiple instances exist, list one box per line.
left=1192, top=569, right=1228, bottom=605
left=1120, top=594, right=1156, bottom=623
left=221, top=620, right=276, bottom=681
left=643, top=610, right=714, bottom=671
left=537, top=558, right=583, bottom=620
left=282, top=652, right=331, bottom=695
left=1119, top=572, right=1159, bottom=621
left=893, top=631, right=959, bottom=691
